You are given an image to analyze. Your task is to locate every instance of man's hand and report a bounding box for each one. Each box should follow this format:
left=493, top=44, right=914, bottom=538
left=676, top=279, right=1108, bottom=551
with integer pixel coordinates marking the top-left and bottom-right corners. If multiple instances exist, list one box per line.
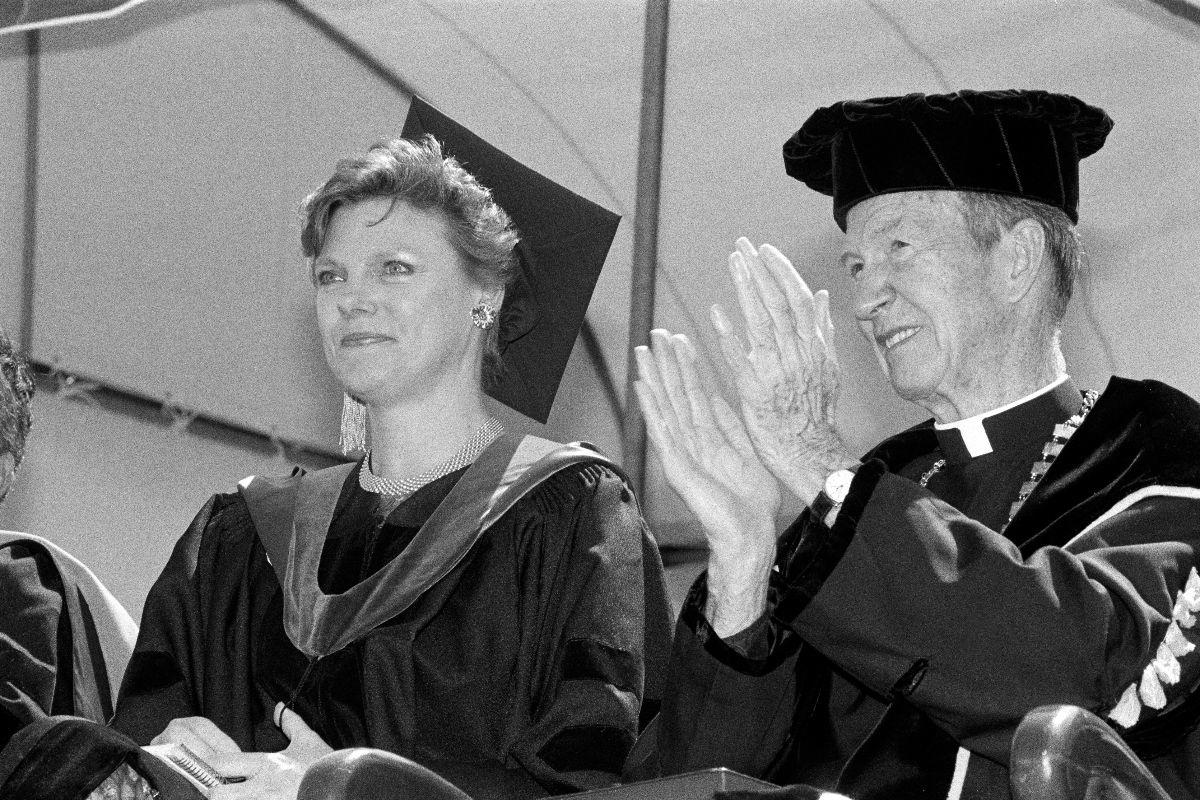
left=206, top=703, right=333, bottom=800
left=634, top=329, right=779, bottom=635
left=713, top=238, right=857, bottom=505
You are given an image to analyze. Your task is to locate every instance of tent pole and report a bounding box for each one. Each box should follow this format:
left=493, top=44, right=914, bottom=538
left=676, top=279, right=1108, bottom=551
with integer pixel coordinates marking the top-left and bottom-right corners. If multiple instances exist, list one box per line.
left=19, top=30, right=40, bottom=355
left=1144, top=0, right=1200, bottom=26
left=621, top=0, right=669, bottom=494
left=275, top=0, right=422, bottom=98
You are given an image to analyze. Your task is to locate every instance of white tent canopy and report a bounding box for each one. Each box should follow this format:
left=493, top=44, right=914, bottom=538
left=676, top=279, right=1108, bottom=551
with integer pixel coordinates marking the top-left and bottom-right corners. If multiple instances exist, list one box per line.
left=1, top=0, right=1198, bottom=611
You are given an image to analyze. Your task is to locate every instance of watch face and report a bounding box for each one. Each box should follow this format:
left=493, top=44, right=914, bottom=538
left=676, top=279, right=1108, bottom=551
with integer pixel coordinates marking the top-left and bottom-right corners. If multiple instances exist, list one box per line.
left=825, top=469, right=855, bottom=504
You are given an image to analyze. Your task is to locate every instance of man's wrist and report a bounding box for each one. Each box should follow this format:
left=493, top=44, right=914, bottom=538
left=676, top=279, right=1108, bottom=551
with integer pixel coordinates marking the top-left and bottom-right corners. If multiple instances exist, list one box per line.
left=780, top=449, right=860, bottom=507
left=811, top=462, right=860, bottom=526
left=706, top=542, right=774, bottom=639
left=705, top=585, right=769, bottom=640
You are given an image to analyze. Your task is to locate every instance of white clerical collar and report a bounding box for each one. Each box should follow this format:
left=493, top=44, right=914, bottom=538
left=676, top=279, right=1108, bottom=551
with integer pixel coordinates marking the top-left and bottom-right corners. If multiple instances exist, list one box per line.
left=933, top=375, right=1070, bottom=458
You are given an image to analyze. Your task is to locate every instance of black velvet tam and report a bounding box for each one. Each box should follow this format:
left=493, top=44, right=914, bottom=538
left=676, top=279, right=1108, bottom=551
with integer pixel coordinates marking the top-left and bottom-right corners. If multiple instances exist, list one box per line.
left=783, top=90, right=1113, bottom=230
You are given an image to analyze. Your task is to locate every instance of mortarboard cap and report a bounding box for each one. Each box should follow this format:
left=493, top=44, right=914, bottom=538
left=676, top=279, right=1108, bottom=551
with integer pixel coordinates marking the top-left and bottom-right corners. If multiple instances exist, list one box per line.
left=402, top=97, right=620, bottom=424
left=783, top=89, right=1114, bottom=230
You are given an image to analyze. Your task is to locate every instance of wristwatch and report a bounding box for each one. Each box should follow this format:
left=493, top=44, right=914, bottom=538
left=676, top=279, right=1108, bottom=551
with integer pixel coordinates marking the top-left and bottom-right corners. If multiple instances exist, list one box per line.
left=811, top=467, right=857, bottom=527
left=824, top=468, right=857, bottom=504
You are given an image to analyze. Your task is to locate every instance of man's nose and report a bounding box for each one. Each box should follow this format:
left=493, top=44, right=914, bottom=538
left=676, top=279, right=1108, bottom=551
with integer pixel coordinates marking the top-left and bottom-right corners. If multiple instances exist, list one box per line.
left=853, top=264, right=893, bottom=323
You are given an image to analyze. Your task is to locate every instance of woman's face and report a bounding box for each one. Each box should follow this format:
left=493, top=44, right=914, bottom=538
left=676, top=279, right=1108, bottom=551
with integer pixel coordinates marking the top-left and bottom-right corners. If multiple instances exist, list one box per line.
left=313, top=197, right=488, bottom=407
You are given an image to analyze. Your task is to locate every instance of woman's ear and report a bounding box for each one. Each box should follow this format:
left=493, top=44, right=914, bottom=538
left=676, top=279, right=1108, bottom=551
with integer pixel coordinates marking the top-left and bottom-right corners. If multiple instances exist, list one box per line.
left=479, top=287, right=504, bottom=311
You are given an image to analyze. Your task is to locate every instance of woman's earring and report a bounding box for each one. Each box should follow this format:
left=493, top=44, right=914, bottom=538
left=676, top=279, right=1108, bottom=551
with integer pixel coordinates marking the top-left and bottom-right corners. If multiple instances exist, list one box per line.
left=339, top=393, right=368, bottom=456
left=471, top=302, right=497, bottom=330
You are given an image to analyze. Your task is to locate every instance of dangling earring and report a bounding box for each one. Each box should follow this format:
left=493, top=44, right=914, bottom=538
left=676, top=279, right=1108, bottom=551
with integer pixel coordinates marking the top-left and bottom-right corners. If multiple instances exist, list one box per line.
left=471, top=302, right=497, bottom=330
left=339, top=393, right=368, bottom=456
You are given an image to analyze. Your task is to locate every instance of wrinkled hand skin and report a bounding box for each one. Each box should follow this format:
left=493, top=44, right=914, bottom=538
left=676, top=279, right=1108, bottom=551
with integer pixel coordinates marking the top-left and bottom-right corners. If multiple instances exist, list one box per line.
left=635, top=331, right=781, bottom=557
left=632, top=238, right=861, bottom=637
left=713, top=238, right=857, bottom=506
left=634, top=330, right=780, bottom=636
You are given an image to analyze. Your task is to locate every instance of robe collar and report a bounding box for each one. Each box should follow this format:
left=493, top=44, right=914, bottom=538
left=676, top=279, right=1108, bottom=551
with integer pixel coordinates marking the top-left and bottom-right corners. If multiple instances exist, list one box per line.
left=862, top=376, right=1200, bottom=560
left=245, top=434, right=619, bottom=659
left=932, top=376, right=1081, bottom=464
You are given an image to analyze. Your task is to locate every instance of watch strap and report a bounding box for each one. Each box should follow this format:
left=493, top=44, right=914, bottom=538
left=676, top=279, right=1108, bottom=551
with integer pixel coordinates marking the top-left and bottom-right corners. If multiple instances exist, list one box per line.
left=810, top=489, right=839, bottom=528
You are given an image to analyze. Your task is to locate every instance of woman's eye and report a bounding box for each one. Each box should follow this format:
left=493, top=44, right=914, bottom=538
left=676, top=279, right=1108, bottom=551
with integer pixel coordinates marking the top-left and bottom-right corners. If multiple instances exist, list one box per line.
left=313, top=269, right=342, bottom=286
left=381, top=260, right=412, bottom=277
left=890, top=239, right=912, bottom=254
left=848, top=261, right=864, bottom=278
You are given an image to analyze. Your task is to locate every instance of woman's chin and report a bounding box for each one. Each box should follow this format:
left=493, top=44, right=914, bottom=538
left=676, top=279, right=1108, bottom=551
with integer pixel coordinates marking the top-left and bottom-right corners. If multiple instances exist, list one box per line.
left=335, top=376, right=403, bottom=406
left=333, top=360, right=479, bottom=409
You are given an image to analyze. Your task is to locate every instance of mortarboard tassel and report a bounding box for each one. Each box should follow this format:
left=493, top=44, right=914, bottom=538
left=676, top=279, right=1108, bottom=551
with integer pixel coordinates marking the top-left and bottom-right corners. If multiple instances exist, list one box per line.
left=339, top=394, right=368, bottom=456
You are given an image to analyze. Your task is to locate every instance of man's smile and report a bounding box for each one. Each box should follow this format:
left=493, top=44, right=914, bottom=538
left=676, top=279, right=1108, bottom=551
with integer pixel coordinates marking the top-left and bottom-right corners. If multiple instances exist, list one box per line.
left=875, top=325, right=923, bottom=351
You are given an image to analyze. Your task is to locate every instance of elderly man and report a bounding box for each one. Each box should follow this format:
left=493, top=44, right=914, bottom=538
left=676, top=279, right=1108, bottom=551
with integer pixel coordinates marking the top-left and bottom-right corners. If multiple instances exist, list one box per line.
left=635, top=90, right=1200, bottom=799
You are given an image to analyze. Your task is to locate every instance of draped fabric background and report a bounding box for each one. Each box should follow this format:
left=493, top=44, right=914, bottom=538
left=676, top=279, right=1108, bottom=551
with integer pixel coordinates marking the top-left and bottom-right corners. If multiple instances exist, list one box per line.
left=1, top=0, right=1198, bottom=616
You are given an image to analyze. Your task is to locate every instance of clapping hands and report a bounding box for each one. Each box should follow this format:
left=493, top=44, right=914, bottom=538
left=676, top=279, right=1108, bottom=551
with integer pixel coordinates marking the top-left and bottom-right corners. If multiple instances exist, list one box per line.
left=633, top=238, right=856, bottom=634
left=635, top=330, right=782, bottom=562
left=713, top=238, right=853, bottom=505
left=635, top=330, right=780, bottom=635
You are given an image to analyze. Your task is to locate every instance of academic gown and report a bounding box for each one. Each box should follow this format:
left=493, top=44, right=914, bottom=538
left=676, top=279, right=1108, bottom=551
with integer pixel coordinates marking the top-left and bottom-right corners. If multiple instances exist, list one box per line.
left=0, top=532, right=137, bottom=750
left=657, top=376, right=1200, bottom=800
left=110, top=452, right=671, bottom=799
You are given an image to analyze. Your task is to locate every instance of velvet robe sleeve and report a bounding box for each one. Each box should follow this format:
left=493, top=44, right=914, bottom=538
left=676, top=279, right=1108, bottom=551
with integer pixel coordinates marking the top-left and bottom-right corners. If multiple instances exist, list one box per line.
left=651, top=576, right=820, bottom=783
left=780, top=467, right=1200, bottom=766
left=655, top=466, right=1200, bottom=792
left=494, top=464, right=673, bottom=795
left=111, top=493, right=275, bottom=749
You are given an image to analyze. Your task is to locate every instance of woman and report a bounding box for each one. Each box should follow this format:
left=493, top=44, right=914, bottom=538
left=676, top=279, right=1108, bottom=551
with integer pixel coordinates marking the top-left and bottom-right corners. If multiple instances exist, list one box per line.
left=103, top=134, right=670, bottom=799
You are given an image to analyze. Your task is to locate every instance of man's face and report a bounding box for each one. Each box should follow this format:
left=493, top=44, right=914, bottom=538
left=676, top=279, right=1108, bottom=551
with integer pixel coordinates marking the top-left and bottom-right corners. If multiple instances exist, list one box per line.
left=843, top=191, right=1011, bottom=417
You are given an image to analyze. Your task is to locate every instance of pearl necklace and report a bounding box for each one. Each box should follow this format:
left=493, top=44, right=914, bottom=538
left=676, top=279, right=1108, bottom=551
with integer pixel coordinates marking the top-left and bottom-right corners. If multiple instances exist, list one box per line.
left=359, top=417, right=505, bottom=497
left=918, top=389, right=1098, bottom=532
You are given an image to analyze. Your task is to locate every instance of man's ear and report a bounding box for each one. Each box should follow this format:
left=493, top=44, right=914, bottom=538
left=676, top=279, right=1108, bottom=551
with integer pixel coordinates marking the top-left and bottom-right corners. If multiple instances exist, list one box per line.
left=999, top=217, right=1047, bottom=304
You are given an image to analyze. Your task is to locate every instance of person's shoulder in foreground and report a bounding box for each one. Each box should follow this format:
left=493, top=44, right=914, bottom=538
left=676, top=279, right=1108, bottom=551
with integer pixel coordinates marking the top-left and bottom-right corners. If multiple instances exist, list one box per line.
left=0, top=331, right=137, bottom=753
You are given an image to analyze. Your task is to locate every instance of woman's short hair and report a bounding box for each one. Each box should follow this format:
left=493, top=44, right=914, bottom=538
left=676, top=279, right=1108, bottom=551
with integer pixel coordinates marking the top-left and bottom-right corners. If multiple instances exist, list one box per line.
left=958, top=191, right=1082, bottom=324
left=0, top=330, right=34, bottom=469
left=299, top=135, right=520, bottom=386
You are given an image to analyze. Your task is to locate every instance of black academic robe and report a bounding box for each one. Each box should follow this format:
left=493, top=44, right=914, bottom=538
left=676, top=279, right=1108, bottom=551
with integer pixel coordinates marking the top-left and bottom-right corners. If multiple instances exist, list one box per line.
left=111, top=455, right=671, bottom=799
left=0, top=533, right=136, bottom=750
left=0, top=538, right=75, bottom=749
left=658, top=377, right=1200, bottom=800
